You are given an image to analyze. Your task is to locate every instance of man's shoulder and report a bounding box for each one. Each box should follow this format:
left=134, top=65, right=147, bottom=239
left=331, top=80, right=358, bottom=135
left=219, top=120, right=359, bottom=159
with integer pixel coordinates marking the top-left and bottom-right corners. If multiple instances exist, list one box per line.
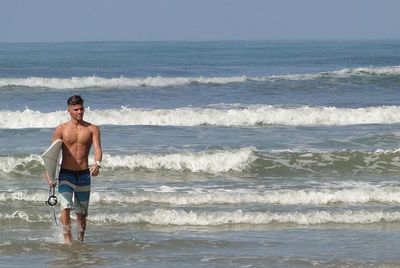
left=56, top=122, right=68, bottom=129
left=88, top=123, right=100, bottom=132
left=82, top=120, right=97, bottom=128
left=81, top=121, right=99, bottom=133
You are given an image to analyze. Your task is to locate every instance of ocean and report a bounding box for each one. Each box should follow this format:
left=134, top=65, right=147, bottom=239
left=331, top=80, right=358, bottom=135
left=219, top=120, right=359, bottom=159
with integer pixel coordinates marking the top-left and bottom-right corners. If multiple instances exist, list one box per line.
left=1, top=40, right=400, bottom=267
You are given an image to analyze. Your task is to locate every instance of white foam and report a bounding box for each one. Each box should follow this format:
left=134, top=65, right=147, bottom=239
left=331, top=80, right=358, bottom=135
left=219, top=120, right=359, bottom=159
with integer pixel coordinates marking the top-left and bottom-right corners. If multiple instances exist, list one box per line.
left=0, top=66, right=399, bottom=89
left=101, top=147, right=256, bottom=173
left=2, top=147, right=400, bottom=174
left=0, top=155, right=42, bottom=173
left=3, top=208, right=399, bottom=225
left=0, top=190, right=47, bottom=202
left=0, top=211, right=48, bottom=223
left=88, top=209, right=400, bottom=226
left=4, top=185, right=400, bottom=205
left=0, top=147, right=256, bottom=174
left=2, top=105, right=400, bottom=129
left=90, top=187, right=400, bottom=205
left=0, top=108, right=67, bottom=129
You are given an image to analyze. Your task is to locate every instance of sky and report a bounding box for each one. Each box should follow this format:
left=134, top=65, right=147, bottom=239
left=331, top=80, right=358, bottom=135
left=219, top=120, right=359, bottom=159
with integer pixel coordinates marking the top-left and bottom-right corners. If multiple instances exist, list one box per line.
left=1, top=0, right=400, bottom=42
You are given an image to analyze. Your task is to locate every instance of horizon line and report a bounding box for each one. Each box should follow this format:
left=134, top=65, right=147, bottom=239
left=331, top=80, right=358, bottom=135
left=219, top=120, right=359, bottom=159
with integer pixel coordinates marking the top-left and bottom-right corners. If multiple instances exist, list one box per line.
left=1, top=37, right=400, bottom=44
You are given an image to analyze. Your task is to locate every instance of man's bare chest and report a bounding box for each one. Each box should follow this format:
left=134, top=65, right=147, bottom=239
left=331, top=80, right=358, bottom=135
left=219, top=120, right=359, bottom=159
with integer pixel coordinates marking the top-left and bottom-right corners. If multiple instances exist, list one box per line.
left=63, top=127, right=92, bottom=144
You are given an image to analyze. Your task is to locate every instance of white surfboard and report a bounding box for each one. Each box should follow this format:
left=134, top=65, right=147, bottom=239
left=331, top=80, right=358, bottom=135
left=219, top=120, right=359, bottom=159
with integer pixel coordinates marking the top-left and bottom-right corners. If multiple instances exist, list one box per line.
left=42, top=139, right=63, bottom=183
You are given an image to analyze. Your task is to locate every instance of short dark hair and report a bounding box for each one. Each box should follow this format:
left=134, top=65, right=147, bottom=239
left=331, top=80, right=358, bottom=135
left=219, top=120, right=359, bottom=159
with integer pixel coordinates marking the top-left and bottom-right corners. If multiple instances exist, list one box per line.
left=67, top=95, right=84, bottom=106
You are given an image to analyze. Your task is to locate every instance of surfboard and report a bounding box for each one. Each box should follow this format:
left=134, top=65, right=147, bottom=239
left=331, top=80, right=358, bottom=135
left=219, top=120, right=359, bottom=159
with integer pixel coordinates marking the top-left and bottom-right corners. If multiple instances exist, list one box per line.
left=42, top=139, right=63, bottom=183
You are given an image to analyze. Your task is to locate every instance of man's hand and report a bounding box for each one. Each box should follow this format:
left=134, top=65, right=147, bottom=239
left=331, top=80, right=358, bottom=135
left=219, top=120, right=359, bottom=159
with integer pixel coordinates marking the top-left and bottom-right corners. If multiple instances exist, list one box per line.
left=43, top=172, right=56, bottom=187
left=90, top=164, right=100, bottom=176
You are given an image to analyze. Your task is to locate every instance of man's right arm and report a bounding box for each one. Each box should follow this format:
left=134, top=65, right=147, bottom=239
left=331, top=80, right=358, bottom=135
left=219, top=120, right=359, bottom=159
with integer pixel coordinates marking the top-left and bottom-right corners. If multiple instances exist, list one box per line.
left=52, top=125, right=63, bottom=142
left=44, top=125, right=63, bottom=187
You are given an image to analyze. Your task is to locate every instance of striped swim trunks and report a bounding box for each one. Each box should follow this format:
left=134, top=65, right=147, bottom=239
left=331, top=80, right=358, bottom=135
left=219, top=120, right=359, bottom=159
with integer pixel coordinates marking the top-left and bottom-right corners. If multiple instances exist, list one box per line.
left=58, top=168, right=91, bottom=216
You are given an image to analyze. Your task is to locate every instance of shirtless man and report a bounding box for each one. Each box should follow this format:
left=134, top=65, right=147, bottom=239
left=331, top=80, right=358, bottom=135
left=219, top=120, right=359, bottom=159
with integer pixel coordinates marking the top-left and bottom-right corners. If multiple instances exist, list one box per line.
left=46, top=95, right=102, bottom=244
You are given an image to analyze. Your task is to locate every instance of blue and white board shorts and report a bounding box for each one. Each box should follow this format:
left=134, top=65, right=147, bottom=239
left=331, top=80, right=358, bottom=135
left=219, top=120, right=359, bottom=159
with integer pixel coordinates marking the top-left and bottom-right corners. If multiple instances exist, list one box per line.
left=58, top=168, right=91, bottom=216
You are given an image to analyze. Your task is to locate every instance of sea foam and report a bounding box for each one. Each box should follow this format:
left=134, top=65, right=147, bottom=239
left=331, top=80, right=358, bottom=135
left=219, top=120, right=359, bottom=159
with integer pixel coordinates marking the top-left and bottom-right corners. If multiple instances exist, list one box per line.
left=0, top=155, right=42, bottom=173
left=4, top=209, right=400, bottom=226
left=1, top=105, right=400, bottom=129
left=2, top=148, right=400, bottom=175
left=101, top=147, right=256, bottom=173
left=4, top=184, right=400, bottom=205
left=89, top=209, right=400, bottom=226
left=90, top=186, right=400, bottom=205
left=0, top=147, right=256, bottom=174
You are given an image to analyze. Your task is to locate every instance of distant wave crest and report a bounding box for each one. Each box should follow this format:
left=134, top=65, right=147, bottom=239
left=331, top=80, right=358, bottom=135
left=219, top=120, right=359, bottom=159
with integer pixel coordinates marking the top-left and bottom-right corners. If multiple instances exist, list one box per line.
left=0, top=66, right=399, bottom=89
left=0, top=75, right=248, bottom=89
left=268, top=66, right=400, bottom=81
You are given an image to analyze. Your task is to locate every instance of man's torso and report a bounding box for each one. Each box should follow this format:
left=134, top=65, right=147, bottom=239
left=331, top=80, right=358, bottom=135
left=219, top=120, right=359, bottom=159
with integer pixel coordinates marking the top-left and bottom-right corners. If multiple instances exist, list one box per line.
left=60, top=121, right=93, bottom=171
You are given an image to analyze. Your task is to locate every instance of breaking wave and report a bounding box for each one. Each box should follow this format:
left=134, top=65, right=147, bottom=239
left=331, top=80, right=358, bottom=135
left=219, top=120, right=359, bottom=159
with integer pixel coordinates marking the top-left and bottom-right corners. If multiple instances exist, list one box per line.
left=90, top=209, right=400, bottom=226
left=3, top=184, right=400, bottom=205
left=101, top=148, right=256, bottom=173
left=4, top=209, right=399, bottom=226
left=2, top=105, right=400, bottom=129
left=0, top=147, right=256, bottom=174
left=1, top=148, right=400, bottom=175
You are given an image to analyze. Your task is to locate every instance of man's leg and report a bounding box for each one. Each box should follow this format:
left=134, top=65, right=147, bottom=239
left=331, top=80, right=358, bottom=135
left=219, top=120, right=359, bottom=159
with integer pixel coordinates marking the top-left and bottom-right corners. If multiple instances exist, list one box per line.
left=76, top=213, right=86, bottom=241
left=58, top=169, right=76, bottom=245
left=60, top=208, right=72, bottom=244
left=74, top=170, right=91, bottom=242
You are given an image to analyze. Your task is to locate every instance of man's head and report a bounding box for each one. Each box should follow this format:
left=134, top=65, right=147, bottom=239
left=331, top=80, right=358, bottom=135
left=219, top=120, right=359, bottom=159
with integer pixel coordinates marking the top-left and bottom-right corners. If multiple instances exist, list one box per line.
left=67, top=95, right=84, bottom=106
left=67, top=95, right=85, bottom=121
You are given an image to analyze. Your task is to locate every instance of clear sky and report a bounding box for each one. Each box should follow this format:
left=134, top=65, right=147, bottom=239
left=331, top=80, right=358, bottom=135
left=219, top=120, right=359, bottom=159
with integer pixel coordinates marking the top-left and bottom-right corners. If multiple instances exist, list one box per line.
left=1, top=0, right=400, bottom=42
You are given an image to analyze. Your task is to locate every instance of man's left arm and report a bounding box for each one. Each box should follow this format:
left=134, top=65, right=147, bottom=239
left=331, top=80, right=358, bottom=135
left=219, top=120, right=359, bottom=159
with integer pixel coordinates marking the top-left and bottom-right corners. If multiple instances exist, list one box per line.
left=90, top=125, right=103, bottom=176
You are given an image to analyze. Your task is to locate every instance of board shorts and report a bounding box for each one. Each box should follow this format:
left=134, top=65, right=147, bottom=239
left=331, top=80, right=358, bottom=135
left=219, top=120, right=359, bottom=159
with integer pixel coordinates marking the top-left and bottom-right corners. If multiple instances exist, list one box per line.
left=58, top=168, right=91, bottom=216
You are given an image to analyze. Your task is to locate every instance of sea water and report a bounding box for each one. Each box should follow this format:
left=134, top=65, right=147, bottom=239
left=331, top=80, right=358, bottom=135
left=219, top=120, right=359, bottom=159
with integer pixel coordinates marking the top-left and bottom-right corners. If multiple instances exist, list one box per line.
left=1, top=40, right=400, bottom=267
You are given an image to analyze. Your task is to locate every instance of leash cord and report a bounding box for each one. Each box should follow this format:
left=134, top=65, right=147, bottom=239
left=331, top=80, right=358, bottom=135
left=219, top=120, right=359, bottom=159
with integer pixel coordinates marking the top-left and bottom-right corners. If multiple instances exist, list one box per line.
left=51, top=206, right=58, bottom=226
left=46, top=185, right=59, bottom=226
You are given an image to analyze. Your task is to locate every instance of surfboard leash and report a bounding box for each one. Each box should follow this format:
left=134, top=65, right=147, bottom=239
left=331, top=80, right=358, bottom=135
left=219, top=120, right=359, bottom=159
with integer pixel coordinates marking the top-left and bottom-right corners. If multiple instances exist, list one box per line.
left=46, top=185, right=59, bottom=226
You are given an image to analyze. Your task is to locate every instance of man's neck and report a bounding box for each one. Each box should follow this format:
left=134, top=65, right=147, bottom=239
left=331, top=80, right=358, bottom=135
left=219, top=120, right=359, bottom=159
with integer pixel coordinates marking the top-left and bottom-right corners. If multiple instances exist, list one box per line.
left=70, top=119, right=83, bottom=126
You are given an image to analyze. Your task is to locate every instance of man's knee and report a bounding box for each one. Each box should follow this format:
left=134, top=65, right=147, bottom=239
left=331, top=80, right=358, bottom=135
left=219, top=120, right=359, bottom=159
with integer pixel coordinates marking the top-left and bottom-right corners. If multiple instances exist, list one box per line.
left=76, top=213, right=87, bottom=220
left=61, top=208, right=72, bottom=216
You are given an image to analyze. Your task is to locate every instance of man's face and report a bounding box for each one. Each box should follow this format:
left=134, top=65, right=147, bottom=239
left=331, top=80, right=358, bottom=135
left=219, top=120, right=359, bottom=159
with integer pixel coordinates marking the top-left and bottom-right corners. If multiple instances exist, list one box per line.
left=68, top=104, right=84, bottom=121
